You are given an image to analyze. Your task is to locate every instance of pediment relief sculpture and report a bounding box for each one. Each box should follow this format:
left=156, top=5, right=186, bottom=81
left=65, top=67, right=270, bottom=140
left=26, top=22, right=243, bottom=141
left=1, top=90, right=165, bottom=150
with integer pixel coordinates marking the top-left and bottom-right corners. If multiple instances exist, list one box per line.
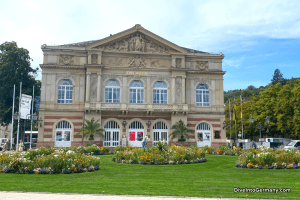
left=94, top=32, right=180, bottom=54
left=195, top=61, right=208, bottom=70
left=59, top=55, right=74, bottom=65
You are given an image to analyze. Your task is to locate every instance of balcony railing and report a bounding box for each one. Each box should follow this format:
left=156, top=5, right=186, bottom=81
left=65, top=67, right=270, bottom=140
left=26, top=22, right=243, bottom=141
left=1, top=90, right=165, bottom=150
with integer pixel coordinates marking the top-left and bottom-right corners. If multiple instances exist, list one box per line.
left=85, top=102, right=189, bottom=112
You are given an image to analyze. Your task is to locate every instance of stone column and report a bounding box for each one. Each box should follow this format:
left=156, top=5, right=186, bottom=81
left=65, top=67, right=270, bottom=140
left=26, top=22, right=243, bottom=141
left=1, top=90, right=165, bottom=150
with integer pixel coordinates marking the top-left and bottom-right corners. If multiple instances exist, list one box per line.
left=181, top=57, right=185, bottom=68
left=86, top=72, right=91, bottom=102
left=97, top=73, right=101, bottom=102
left=172, top=77, right=175, bottom=104
left=88, top=53, right=92, bottom=64
left=182, top=77, right=185, bottom=104
left=191, top=79, right=195, bottom=105
left=97, top=52, right=102, bottom=64
left=172, top=58, right=176, bottom=68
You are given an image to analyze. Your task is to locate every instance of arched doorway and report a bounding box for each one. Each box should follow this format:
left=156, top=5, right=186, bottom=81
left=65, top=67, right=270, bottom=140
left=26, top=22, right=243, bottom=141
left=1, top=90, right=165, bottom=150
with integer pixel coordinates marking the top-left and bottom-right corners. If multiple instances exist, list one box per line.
left=153, top=122, right=168, bottom=145
left=196, top=122, right=211, bottom=147
left=128, top=121, right=144, bottom=147
left=104, top=121, right=120, bottom=147
left=55, top=121, right=72, bottom=147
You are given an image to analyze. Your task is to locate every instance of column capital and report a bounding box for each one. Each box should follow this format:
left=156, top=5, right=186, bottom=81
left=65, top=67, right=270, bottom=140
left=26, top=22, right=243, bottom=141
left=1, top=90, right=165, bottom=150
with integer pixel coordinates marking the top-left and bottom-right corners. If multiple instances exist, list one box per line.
left=86, top=72, right=92, bottom=75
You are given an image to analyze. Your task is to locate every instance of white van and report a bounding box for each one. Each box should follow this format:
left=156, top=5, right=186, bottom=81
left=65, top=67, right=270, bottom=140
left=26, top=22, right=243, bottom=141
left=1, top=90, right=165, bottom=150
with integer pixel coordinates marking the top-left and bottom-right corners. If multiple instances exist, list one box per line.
left=284, top=140, right=300, bottom=150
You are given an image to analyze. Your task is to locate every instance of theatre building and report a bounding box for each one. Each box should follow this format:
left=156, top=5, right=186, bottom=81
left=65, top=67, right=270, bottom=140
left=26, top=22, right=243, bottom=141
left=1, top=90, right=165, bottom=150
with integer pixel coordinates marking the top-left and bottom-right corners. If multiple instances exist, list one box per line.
left=37, top=25, right=226, bottom=149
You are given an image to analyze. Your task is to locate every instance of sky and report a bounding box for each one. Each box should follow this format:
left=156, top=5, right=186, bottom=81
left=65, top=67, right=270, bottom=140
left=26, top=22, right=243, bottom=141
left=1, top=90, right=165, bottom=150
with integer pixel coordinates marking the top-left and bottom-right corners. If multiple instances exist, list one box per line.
left=1, top=0, right=299, bottom=91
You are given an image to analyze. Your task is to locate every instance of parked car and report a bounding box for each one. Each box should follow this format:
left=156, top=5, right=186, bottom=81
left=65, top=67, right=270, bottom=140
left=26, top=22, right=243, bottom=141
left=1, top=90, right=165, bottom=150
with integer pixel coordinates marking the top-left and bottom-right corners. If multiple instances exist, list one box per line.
left=0, top=138, right=9, bottom=151
left=284, top=140, right=300, bottom=150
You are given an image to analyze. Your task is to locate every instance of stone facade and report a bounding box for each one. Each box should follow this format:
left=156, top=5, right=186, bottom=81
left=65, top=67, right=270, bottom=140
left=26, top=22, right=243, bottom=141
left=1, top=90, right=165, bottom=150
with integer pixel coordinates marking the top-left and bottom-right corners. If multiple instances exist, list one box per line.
left=38, top=25, right=226, bottom=149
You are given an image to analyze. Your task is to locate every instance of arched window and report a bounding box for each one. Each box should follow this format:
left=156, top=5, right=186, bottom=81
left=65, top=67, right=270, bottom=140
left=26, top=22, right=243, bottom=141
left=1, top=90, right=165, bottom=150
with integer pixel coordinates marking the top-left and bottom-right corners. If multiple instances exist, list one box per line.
left=196, top=84, right=209, bottom=107
left=153, top=81, right=167, bottom=104
left=55, top=120, right=72, bottom=147
left=153, top=122, right=168, bottom=145
left=104, top=121, right=120, bottom=147
left=129, top=81, right=144, bottom=103
left=105, top=80, right=120, bottom=103
left=58, top=79, right=73, bottom=104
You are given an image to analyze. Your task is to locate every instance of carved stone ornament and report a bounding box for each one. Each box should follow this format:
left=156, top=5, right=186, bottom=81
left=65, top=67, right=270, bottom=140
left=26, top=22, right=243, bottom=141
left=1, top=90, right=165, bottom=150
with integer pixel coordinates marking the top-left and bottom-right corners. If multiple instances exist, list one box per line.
left=196, top=61, right=208, bottom=70
left=90, top=74, right=97, bottom=102
left=56, top=74, right=76, bottom=83
left=150, top=76, right=170, bottom=87
left=95, top=32, right=179, bottom=54
left=175, top=78, right=182, bottom=100
left=194, top=77, right=211, bottom=87
left=107, top=57, right=123, bottom=66
left=176, top=58, right=181, bottom=68
left=91, top=54, right=98, bottom=64
left=59, top=55, right=74, bottom=65
left=127, top=76, right=147, bottom=86
left=128, top=55, right=146, bottom=68
left=151, top=59, right=166, bottom=68
left=102, top=74, right=123, bottom=85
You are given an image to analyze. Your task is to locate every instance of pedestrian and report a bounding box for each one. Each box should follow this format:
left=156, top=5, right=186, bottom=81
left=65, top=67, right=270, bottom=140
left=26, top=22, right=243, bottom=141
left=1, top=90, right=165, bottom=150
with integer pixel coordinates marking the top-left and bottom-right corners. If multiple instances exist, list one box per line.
left=2, top=141, right=9, bottom=152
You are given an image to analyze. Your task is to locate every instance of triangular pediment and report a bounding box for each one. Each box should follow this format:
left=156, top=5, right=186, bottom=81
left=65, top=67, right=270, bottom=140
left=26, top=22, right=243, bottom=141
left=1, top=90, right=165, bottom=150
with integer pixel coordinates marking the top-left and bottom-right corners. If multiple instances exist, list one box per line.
left=86, top=25, right=187, bottom=54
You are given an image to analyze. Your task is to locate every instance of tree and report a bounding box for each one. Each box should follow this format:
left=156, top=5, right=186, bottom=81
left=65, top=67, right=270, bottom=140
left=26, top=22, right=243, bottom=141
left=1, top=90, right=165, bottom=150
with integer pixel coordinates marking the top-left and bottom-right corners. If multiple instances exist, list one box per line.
left=169, top=120, right=193, bottom=142
left=76, top=119, right=104, bottom=141
left=0, top=41, right=40, bottom=125
left=271, top=69, right=284, bottom=85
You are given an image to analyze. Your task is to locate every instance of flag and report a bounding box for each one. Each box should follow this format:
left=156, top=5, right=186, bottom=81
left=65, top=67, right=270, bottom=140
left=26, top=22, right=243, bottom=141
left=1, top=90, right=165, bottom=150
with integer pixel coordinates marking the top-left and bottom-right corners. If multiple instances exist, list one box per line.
left=240, top=95, right=243, bottom=119
left=233, top=98, right=236, bottom=121
left=20, top=94, right=32, bottom=119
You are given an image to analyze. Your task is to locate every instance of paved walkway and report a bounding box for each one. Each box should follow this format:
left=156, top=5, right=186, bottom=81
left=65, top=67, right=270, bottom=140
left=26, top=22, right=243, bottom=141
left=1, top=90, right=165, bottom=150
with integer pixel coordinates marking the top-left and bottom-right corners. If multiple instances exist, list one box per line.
left=0, top=191, right=274, bottom=200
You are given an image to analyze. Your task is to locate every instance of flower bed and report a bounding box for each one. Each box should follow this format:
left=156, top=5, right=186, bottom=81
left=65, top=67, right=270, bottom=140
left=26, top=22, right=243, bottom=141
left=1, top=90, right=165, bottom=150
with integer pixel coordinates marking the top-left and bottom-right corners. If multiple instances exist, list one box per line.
left=0, top=147, right=101, bottom=174
left=235, top=149, right=300, bottom=169
left=113, top=145, right=206, bottom=164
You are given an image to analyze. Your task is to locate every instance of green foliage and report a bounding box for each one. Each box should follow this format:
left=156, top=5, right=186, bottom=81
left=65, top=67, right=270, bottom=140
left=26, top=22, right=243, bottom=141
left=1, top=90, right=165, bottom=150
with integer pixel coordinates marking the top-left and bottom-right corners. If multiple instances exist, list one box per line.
left=271, top=69, right=284, bottom=85
left=169, top=120, right=193, bottom=140
left=0, top=41, right=40, bottom=124
left=76, top=119, right=104, bottom=140
left=225, top=78, right=300, bottom=138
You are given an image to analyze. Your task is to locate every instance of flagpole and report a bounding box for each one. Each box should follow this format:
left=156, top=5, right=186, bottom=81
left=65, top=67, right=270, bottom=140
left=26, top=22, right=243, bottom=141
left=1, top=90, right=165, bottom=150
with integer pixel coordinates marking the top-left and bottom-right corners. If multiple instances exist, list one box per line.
left=30, top=85, right=34, bottom=149
left=16, top=82, right=22, bottom=151
left=240, top=95, right=243, bottom=140
left=10, top=85, right=15, bottom=150
left=229, top=99, right=231, bottom=148
left=234, top=98, right=237, bottom=147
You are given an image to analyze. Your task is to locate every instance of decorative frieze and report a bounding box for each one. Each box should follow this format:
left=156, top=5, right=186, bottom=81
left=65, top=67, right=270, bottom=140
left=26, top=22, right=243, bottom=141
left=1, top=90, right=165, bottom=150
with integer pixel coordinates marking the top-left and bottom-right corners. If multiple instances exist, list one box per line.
left=59, top=55, right=74, bottom=65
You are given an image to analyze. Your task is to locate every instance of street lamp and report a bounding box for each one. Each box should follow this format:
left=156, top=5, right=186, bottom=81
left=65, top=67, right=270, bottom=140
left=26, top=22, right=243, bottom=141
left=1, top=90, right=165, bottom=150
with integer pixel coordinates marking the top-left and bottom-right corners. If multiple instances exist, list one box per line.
left=250, top=115, right=270, bottom=145
left=147, top=120, right=151, bottom=128
left=122, top=119, right=127, bottom=128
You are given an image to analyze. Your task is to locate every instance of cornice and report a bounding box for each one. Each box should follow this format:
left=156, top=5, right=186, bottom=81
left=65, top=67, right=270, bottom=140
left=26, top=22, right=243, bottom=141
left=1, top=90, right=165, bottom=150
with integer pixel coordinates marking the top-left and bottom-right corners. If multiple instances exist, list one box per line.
left=39, top=64, right=85, bottom=69
left=84, top=64, right=104, bottom=68
left=187, top=70, right=226, bottom=75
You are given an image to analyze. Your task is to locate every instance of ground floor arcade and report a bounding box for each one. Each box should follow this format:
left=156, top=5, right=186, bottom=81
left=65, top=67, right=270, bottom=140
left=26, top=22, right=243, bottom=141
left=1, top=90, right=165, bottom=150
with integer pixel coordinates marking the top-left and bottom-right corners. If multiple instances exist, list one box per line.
left=37, top=111, right=226, bottom=149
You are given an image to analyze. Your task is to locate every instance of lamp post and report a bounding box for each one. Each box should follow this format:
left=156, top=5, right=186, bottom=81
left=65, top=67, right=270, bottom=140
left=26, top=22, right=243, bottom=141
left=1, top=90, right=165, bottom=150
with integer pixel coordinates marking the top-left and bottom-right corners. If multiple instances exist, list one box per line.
left=250, top=115, right=270, bottom=145
left=27, top=113, right=37, bottom=149
left=223, top=121, right=231, bottom=148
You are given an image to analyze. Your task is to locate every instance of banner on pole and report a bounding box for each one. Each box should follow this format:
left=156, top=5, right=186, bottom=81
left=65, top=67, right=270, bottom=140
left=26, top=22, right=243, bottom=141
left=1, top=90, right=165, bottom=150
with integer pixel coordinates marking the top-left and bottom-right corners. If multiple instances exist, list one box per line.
left=20, top=94, right=32, bottom=119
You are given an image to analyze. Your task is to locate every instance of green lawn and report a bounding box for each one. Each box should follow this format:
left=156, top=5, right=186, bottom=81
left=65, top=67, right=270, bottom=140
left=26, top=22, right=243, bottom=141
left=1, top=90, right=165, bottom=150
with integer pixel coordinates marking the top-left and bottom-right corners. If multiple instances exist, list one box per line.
left=0, top=154, right=299, bottom=199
